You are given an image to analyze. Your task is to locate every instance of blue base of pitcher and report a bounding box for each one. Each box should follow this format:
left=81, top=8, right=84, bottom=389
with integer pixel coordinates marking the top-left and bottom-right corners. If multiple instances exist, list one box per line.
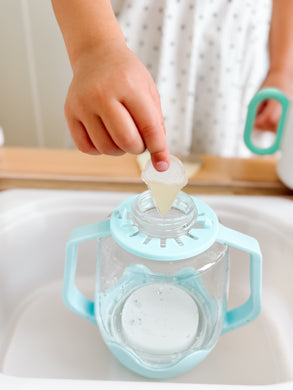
left=107, top=342, right=212, bottom=379
left=96, top=264, right=220, bottom=379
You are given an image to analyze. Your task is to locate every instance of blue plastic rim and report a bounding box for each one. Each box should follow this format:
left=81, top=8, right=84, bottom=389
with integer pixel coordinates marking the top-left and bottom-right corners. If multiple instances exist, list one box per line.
left=110, top=192, right=219, bottom=260
left=244, top=87, right=289, bottom=155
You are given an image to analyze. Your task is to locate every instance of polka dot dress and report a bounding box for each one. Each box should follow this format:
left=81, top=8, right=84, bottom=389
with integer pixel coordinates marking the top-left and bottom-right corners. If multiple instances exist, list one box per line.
left=111, top=0, right=272, bottom=157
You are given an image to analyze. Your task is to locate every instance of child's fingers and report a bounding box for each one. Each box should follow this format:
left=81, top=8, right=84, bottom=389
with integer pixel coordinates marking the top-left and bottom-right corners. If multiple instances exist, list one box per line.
left=256, top=101, right=267, bottom=115
left=66, top=116, right=100, bottom=155
left=83, top=114, right=125, bottom=156
left=124, top=94, right=170, bottom=171
left=254, top=99, right=282, bottom=132
left=100, top=100, right=146, bottom=155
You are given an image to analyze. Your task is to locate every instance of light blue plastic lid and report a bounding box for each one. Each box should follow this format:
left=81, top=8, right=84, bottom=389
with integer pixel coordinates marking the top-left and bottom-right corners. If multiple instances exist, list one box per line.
left=110, top=192, right=219, bottom=260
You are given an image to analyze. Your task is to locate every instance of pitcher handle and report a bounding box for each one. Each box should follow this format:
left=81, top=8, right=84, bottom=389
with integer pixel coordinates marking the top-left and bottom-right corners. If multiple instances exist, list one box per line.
left=63, top=219, right=111, bottom=324
left=217, top=224, right=262, bottom=334
left=244, top=87, right=289, bottom=155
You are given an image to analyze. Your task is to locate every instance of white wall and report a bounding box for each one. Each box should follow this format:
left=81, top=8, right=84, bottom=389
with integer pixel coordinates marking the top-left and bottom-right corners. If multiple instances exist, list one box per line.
left=0, top=0, right=73, bottom=148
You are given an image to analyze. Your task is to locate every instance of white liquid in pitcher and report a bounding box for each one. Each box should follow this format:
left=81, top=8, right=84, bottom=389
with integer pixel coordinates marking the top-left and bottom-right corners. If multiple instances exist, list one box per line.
left=102, top=273, right=222, bottom=365
left=148, top=181, right=182, bottom=216
left=120, top=283, right=199, bottom=355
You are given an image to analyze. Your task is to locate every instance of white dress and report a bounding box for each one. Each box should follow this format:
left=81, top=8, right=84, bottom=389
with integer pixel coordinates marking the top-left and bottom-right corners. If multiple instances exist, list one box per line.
left=111, top=0, right=272, bottom=157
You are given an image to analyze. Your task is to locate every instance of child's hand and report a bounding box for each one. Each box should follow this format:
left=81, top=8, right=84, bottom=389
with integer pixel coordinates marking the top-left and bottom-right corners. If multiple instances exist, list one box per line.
left=65, top=40, right=169, bottom=171
left=254, top=70, right=293, bottom=132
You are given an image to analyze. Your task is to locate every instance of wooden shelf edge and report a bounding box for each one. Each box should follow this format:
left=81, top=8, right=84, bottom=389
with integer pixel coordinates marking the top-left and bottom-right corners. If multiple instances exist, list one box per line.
left=1, top=177, right=292, bottom=197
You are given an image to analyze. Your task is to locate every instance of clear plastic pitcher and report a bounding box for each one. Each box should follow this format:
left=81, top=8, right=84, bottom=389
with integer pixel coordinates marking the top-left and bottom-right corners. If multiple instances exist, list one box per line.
left=64, top=190, right=262, bottom=379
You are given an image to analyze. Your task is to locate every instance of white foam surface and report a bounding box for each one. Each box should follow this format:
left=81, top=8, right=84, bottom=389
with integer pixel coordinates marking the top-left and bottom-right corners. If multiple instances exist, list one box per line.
left=121, top=284, right=199, bottom=354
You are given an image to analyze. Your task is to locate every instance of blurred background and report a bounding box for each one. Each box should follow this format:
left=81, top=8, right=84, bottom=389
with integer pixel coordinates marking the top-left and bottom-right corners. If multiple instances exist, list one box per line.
left=0, top=0, right=277, bottom=157
left=0, top=0, right=72, bottom=148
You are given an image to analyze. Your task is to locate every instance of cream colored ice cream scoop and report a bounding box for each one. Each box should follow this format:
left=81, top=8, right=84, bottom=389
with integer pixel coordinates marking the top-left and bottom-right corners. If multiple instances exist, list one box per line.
left=141, top=155, right=188, bottom=215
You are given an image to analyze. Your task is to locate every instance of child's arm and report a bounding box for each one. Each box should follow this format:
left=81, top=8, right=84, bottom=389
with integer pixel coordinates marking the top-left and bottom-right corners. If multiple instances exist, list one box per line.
left=51, top=0, right=169, bottom=171
left=255, top=0, right=293, bottom=131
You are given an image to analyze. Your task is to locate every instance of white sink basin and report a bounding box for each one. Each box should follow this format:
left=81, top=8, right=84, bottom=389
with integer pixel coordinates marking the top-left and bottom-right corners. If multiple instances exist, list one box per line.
left=0, top=189, right=292, bottom=389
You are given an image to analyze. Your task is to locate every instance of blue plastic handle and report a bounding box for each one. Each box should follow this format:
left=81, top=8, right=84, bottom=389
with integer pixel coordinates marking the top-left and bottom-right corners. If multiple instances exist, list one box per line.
left=217, top=224, right=262, bottom=333
left=244, top=87, right=289, bottom=155
left=63, top=219, right=111, bottom=324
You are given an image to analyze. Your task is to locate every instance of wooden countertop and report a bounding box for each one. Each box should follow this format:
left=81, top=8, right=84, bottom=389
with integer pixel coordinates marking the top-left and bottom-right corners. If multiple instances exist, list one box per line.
left=0, top=147, right=292, bottom=196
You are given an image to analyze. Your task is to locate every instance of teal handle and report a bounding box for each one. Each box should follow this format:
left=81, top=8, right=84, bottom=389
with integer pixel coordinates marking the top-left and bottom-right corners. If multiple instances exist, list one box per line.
left=63, top=219, right=111, bottom=324
left=244, top=87, right=289, bottom=155
left=217, top=224, right=262, bottom=333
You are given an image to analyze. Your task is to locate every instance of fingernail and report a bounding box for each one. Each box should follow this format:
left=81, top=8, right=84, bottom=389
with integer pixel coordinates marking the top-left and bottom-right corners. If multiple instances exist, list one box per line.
left=155, top=161, right=169, bottom=171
